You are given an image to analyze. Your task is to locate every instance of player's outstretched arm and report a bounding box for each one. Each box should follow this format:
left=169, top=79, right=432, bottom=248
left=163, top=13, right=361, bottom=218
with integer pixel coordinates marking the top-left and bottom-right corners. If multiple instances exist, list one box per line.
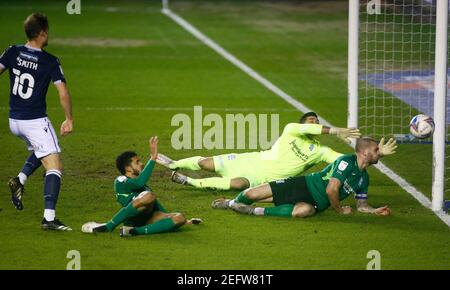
left=55, top=82, right=73, bottom=136
left=326, top=178, right=352, bottom=214
left=378, top=137, right=397, bottom=157
left=131, top=136, right=159, bottom=187
left=326, top=127, right=361, bottom=144
left=149, top=136, right=158, bottom=160
left=284, top=123, right=360, bottom=144
left=357, top=199, right=390, bottom=216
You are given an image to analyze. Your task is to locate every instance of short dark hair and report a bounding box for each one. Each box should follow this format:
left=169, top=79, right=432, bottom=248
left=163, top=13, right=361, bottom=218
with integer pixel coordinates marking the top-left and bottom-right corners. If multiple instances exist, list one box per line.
left=355, top=137, right=377, bottom=153
left=116, top=151, right=137, bottom=175
left=299, top=112, right=318, bottom=123
left=24, top=13, right=48, bottom=40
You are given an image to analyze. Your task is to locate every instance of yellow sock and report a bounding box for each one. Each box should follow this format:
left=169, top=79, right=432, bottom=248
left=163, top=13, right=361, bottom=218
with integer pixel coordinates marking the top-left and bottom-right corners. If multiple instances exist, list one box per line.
left=187, top=177, right=231, bottom=190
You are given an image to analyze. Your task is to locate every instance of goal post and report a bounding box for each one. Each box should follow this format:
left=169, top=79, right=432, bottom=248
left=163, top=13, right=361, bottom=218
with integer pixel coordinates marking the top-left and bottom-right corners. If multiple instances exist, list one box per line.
left=348, top=0, right=447, bottom=212
left=432, top=0, right=447, bottom=211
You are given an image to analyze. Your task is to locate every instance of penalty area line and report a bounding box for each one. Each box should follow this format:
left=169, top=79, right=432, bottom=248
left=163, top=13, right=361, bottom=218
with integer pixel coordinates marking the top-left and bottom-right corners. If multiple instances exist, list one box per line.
left=161, top=6, right=450, bottom=228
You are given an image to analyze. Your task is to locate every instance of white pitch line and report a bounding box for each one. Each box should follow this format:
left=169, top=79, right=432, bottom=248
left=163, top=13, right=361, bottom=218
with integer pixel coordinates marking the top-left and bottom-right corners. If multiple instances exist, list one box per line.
left=162, top=6, right=450, bottom=227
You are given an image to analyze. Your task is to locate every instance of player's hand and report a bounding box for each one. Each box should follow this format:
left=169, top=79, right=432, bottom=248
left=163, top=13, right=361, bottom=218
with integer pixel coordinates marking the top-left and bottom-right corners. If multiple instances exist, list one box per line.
left=374, top=205, right=391, bottom=216
left=340, top=206, right=353, bottom=215
left=60, top=119, right=73, bottom=136
left=378, top=137, right=397, bottom=156
left=330, top=127, right=361, bottom=144
left=149, top=136, right=158, bottom=160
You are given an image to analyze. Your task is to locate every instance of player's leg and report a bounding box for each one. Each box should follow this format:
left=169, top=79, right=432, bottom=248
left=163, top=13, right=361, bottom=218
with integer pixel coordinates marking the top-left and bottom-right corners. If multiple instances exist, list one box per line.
left=8, top=152, right=42, bottom=209
left=40, top=153, right=72, bottom=230
left=157, top=153, right=216, bottom=172
left=291, top=202, right=316, bottom=218
left=8, top=119, right=42, bottom=210
left=173, top=170, right=249, bottom=191
left=247, top=202, right=316, bottom=217
left=98, top=191, right=157, bottom=232
left=212, top=183, right=272, bottom=209
left=232, top=177, right=317, bottom=218
left=122, top=211, right=187, bottom=237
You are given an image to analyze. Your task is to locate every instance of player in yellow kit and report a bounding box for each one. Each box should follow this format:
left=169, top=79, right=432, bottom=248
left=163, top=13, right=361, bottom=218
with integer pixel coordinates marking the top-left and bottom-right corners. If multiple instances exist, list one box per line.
left=157, top=112, right=396, bottom=191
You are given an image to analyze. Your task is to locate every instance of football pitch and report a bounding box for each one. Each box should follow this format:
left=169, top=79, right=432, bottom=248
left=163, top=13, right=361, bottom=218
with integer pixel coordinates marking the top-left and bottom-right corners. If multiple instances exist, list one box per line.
left=0, top=0, right=449, bottom=270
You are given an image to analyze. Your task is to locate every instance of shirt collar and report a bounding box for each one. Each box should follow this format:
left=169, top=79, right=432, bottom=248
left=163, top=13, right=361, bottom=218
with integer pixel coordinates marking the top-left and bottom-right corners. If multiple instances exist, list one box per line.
left=25, top=44, right=42, bottom=52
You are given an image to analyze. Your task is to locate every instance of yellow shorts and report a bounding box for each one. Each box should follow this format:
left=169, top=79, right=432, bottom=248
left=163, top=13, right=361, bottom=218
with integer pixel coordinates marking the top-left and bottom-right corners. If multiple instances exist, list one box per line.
left=213, top=152, right=267, bottom=188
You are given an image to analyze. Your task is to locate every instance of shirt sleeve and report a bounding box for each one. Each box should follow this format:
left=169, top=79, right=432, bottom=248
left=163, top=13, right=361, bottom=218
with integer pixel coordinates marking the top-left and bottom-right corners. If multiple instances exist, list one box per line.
left=331, top=157, right=351, bottom=183
left=124, top=160, right=156, bottom=189
left=320, top=146, right=343, bottom=164
left=0, top=46, right=13, bottom=69
left=283, top=123, right=323, bottom=137
left=51, top=58, right=66, bottom=84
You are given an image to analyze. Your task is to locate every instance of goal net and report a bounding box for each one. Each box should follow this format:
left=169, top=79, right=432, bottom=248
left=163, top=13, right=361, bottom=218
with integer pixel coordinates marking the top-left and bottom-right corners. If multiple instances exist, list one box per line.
left=353, top=0, right=449, bottom=209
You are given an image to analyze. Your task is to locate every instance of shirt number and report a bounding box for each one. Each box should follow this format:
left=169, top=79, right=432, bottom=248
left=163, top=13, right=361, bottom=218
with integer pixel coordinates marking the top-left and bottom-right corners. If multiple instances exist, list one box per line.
left=12, top=68, right=34, bottom=99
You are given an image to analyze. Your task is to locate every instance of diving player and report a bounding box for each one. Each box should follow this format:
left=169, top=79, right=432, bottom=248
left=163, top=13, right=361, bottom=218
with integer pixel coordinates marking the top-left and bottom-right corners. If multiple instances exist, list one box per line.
left=157, top=112, right=396, bottom=191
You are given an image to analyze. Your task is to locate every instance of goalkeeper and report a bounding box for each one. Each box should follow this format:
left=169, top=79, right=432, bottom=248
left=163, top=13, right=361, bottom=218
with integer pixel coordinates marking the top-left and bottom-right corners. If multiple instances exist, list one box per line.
left=157, top=112, right=396, bottom=191
left=82, top=136, right=201, bottom=237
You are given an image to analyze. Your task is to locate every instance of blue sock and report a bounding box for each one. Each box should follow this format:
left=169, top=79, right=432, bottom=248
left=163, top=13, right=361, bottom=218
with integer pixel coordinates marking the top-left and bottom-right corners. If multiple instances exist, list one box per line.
left=44, top=170, right=62, bottom=210
left=21, top=153, right=42, bottom=176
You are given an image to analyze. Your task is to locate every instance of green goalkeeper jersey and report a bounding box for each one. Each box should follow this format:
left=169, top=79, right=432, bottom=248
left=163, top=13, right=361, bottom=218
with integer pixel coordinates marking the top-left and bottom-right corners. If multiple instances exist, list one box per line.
left=114, top=160, right=155, bottom=207
left=305, top=154, right=370, bottom=212
left=258, top=123, right=342, bottom=181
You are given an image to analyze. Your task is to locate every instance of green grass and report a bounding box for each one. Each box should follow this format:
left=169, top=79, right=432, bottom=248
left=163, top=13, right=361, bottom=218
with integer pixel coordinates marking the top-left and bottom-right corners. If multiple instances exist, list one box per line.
left=0, top=0, right=449, bottom=270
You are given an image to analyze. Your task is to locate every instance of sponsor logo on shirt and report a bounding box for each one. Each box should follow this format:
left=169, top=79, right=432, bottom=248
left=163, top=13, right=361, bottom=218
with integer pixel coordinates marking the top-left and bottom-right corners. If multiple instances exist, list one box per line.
left=289, top=140, right=309, bottom=161
left=342, top=180, right=356, bottom=196
left=19, top=52, right=39, bottom=62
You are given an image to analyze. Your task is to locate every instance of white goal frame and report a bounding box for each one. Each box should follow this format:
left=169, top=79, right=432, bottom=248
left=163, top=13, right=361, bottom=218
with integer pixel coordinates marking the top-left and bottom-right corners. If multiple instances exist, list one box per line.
left=347, top=0, right=447, bottom=212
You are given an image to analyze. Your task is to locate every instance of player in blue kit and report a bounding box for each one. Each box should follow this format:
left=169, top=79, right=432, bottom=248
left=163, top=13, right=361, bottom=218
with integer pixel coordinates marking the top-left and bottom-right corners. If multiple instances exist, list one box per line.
left=0, top=13, right=73, bottom=230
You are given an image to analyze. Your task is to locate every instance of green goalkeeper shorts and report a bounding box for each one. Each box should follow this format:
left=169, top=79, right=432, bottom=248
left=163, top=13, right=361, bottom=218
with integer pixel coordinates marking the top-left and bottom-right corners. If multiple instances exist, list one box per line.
left=213, top=152, right=266, bottom=187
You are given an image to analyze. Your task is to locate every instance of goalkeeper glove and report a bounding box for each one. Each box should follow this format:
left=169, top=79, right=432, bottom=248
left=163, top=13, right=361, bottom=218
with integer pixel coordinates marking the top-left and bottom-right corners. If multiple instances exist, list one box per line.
left=329, top=127, right=361, bottom=144
left=378, top=137, right=397, bottom=156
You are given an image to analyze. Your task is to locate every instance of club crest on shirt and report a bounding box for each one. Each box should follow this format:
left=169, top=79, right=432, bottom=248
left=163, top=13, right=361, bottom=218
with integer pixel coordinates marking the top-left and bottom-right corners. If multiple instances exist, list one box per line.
left=309, top=144, right=314, bottom=151
left=338, top=160, right=348, bottom=171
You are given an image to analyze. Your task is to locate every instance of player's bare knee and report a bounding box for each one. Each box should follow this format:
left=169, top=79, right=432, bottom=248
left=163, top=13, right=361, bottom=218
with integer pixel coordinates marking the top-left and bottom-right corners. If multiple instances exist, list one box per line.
left=198, top=157, right=214, bottom=171
left=135, top=191, right=156, bottom=207
left=292, top=204, right=315, bottom=218
left=172, top=213, right=186, bottom=226
left=230, top=178, right=249, bottom=190
left=244, top=188, right=258, bottom=200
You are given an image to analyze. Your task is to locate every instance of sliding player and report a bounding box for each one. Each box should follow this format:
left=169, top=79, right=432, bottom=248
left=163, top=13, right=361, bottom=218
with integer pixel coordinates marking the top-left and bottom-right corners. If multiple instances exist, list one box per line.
left=227, top=137, right=391, bottom=218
